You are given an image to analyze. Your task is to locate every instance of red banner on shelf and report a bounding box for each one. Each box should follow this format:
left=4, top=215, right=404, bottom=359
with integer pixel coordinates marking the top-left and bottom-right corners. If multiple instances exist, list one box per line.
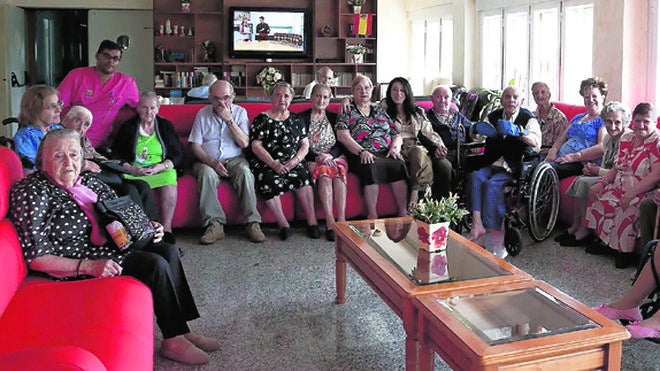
left=353, top=14, right=373, bottom=37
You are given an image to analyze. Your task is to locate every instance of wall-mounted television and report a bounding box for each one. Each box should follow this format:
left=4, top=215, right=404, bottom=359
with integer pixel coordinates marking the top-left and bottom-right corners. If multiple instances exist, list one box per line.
left=228, top=7, right=311, bottom=59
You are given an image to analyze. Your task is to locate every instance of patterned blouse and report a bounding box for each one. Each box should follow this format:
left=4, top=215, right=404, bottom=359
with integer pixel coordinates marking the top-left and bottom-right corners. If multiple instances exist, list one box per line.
left=335, top=102, right=398, bottom=154
left=308, top=115, right=336, bottom=155
left=9, top=172, right=125, bottom=269
left=558, top=112, right=604, bottom=158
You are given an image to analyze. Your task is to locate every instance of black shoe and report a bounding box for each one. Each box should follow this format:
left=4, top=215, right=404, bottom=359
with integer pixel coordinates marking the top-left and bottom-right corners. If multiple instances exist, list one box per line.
left=560, top=235, right=591, bottom=247
left=307, top=225, right=321, bottom=239
left=279, top=227, right=292, bottom=241
left=178, top=248, right=185, bottom=257
left=615, top=252, right=638, bottom=269
left=553, top=232, right=572, bottom=242
left=163, top=232, right=176, bottom=244
left=326, top=229, right=336, bottom=242
left=585, top=241, right=614, bottom=255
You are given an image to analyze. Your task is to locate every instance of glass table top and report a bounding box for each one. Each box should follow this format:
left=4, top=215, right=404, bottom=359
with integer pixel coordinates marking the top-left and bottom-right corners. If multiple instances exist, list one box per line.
left=436, top=286, right=599, bottom=345
left=346, top=218, right=510, bottom=285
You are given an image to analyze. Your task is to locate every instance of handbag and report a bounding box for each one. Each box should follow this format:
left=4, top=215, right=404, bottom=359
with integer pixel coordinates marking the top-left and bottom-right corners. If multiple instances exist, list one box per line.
left=95, top=195, right=155, bottom=249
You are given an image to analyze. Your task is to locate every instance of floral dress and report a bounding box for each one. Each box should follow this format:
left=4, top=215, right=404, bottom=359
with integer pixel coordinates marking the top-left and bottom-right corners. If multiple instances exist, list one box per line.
left=249, top=112, right=311, bottom=200
left=585, top=131, right=660, bottom=252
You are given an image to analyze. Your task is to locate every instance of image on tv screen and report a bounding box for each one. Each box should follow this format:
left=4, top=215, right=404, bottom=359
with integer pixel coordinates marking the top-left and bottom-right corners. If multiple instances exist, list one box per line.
left=231, top=9, right=306, bottom=54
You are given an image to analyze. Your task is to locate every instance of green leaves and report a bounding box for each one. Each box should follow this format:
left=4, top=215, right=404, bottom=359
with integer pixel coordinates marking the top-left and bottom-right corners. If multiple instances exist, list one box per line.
left=411, top=188, right=468, bottom=225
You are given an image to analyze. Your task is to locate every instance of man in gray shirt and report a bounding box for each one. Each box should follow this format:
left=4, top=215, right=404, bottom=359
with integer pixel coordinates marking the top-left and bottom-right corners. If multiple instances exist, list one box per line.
left=188, top=80, right=265, bottom=243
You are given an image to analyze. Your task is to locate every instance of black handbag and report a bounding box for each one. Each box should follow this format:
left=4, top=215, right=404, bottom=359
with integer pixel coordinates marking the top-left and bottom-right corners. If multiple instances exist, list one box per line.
left=95, top=195, right=155, bottom=249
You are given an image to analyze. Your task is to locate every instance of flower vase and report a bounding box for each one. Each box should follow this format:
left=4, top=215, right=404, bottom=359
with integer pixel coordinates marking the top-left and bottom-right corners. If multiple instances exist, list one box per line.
left=413, top=248, right=449, bottom=283
left=415, top=220, right=450, bottom=252
left=181, top=3, right=191, bottom=12
left=352, top=6, right=362, bottom=14
left=351, top=53, right=364, bottom=64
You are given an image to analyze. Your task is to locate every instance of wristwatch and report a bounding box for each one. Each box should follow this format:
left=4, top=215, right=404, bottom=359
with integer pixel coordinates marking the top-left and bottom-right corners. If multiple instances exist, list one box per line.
left=226, top=119, right=234, bottom=126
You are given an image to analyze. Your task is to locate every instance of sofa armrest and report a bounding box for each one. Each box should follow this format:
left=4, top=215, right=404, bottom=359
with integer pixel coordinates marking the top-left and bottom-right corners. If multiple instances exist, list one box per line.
left=0, top=346, right=106, bottom=371
left=0, top=276, right=153, bottom=371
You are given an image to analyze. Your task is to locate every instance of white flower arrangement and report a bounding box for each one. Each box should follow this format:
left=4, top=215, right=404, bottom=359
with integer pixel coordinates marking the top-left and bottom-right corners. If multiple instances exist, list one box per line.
left=256, top=66, right=284, bottom=94
left=346, top=43, right=368, bottom=55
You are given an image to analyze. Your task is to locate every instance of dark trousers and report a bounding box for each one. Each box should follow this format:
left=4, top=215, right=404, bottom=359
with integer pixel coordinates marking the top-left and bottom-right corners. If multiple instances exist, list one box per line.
left=121, top=243, right=200, bottom=339
left=549, top=161, right=583, bottom=180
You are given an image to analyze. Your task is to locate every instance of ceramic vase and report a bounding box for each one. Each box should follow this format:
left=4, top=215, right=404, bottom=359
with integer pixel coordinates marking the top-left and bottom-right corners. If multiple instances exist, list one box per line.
left=352, top=6, right=362, bottom=14
left=413, top=248, right=450, bottom=283
left=415, top=220, right=450, bottom=252
left=351, top=53, right=364, bottom=64
left=181, top=2, right=191, bottom=12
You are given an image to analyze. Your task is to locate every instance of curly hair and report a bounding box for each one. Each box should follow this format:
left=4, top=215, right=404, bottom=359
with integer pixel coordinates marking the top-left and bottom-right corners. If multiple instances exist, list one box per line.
left=579, top=77, right=608, bottom=98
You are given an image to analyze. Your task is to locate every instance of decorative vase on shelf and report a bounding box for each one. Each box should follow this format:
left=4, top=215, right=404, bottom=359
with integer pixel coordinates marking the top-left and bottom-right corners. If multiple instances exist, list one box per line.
left=415, top=220, right=450, bottom=252
left=181, top=1, right=191, bottom=12
left=350, top=53, right=364, bottom=63
left=352, top=6, right=361, bottom=14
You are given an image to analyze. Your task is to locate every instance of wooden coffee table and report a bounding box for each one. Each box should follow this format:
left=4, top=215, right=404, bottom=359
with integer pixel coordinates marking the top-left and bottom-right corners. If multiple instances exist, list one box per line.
left=334, top=217, right=532, bottom=370
left=414, top=280, right=630, bottom=370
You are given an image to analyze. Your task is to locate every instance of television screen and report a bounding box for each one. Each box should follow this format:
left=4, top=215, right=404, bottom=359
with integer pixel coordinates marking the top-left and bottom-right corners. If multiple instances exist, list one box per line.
left=229, top=7, right=310, bottom=59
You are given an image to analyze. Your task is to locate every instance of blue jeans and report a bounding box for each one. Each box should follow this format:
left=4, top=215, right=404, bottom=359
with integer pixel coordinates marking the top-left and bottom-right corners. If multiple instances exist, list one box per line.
left=467, top=166, right=512, bottom=230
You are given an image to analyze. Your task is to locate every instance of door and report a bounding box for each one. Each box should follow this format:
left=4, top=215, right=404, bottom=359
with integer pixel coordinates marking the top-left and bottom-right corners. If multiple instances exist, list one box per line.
left=0, top=4, right=26, bottom=139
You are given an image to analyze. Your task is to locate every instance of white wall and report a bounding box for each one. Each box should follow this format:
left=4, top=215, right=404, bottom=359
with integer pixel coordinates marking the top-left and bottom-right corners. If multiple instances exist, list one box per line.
left=88, top=9, right=154, bottom=92
left=376, top=0, right=410, bottom=84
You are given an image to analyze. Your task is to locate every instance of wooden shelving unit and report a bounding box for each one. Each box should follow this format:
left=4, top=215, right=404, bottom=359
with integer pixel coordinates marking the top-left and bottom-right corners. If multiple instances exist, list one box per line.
left=153, top=0, right=378, bottom=99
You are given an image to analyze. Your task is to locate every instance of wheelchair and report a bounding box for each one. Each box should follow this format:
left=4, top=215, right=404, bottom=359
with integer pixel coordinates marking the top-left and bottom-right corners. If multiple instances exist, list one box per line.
left=453, top=133, right=560, bottom=256
left=502, top=158, right=560, bottom=255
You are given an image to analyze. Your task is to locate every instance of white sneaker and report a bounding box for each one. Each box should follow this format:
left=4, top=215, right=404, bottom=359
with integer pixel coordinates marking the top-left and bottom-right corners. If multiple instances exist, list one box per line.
left=492, top=245, right=509, bottom=259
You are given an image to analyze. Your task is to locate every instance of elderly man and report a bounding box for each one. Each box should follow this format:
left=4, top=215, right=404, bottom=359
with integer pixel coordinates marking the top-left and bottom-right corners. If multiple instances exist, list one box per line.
left=467, top=86, right=541, bottom=258
left=303, top=67, right=334, bottom=99
left=424, top=85, right=473, bottom=198
left=188, top=80, right=265, bottom=244
left=531, top=81, right=569, bottom=155
left=58, top=40, right=140, bottom=148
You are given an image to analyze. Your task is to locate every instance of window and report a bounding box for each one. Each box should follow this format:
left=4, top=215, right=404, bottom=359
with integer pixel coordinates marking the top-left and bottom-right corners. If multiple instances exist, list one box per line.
left=478, top=1, right=593, bottom=105
left=409, top=7, right=453, bottom=95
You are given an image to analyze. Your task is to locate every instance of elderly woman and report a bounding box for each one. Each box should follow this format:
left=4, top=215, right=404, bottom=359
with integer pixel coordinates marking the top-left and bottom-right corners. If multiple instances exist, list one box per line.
left=8, top=129, right=218, bottom=365
left=61, top=105, right=158, bottom=222
left=383, top=77, right=446, bottom=208
left=13, top=85, right=63, bottom=172
left=299, top=83, right=346, bottom=241
left=579, top=103, right=660, bottom=268
left=249, top=81, right=320, bottom=240
left=557, top=101, right=630, bottom=246
left=425, top=85, right=473, bottom=198
left=111, top=91, right=182, bottom=244
left=336, top=74, right=408, bottom=219
left=545, top=77, right=607, bottom=179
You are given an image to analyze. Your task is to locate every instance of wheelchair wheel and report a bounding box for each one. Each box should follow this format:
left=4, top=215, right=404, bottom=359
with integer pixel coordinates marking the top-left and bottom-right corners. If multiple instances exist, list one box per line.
left=505, top=227, right=523, bottom=256
left=527, top=162, right=560, bottom=242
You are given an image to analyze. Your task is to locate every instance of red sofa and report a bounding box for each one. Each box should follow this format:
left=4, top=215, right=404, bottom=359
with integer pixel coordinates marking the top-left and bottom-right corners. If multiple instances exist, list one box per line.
left=0, top=146, right=154, bottom=370
left=158, top=100, right=434, bottom=228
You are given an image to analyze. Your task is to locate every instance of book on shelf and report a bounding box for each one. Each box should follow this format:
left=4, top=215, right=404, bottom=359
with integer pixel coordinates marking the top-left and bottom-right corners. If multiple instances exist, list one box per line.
left=292, top=73, right=313, bottom=87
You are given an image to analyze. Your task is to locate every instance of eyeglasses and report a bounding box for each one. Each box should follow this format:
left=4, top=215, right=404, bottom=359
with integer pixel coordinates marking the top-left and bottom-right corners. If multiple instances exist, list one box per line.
left=45, top=100, right=64, bottom=111
left=101, top=52, right=122, bottom=62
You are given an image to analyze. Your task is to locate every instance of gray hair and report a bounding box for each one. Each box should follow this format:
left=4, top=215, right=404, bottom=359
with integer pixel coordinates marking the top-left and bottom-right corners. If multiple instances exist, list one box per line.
left=311, top=83, right=332, bottom=97
left=35, top=129, right=82, bottom=169
left=269, top=81, right=295, bottom=97
left=351, top=73, right=373, bottom=89
left=140, top=91, right=160, bottom=107
left=600, top=101, right=631, bottom=124
left=63, top=105, right=93, bottom=123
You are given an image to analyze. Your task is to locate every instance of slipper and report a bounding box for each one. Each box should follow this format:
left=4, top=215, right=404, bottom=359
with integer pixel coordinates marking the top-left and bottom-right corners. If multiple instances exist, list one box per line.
left=626, top=322, right=660, bottom=341
left=559, top=235, right=592, bottom=247
left=592, top=304, right=642, bottom=322
left=553, top=232, right=572, bottom=242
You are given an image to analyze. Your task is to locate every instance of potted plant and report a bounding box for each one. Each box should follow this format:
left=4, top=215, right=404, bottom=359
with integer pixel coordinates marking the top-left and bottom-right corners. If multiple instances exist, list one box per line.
left=410, top=188, right=468, bottom=252
left=346, top=43, right=368, bottom=63
left=347, top=0, right=366, bottom=14
left=180, top=0, right=191, bottom=13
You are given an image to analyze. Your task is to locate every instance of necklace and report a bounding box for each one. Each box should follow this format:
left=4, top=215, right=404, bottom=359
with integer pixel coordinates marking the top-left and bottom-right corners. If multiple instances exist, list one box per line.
left=356, top=104, right=370, bottom=117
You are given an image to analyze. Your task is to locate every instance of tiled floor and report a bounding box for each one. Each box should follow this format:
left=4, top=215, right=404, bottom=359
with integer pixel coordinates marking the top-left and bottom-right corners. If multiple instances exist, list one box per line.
left=153, top=224, right=659, bottom=370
